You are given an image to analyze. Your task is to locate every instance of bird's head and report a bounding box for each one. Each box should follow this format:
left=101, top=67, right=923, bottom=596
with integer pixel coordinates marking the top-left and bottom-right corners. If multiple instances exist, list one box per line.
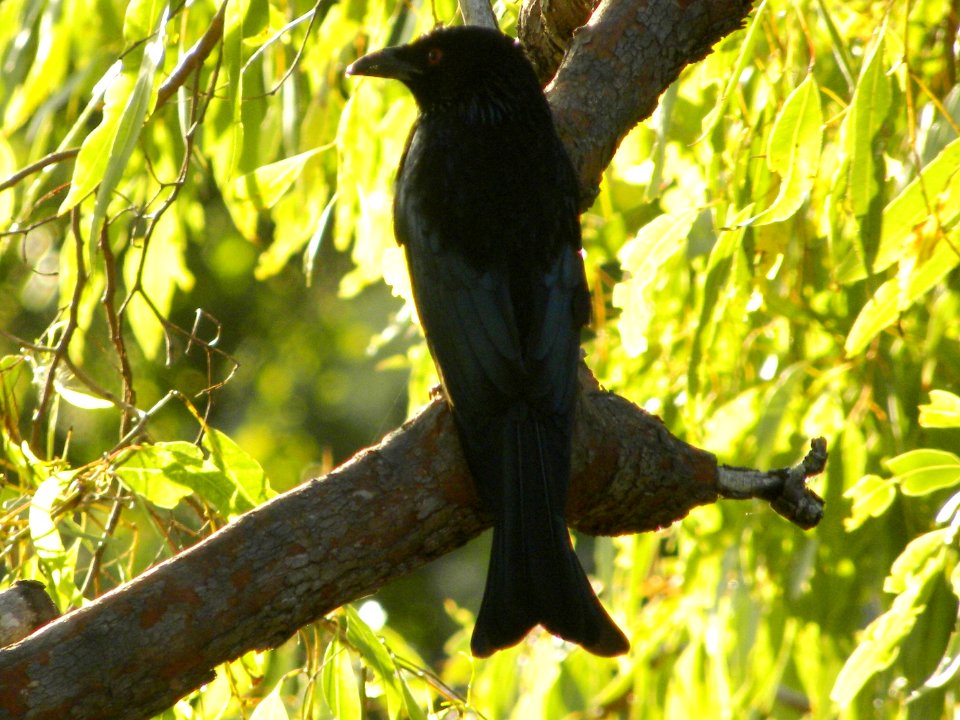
left=346, top=26, right=542, bottom=116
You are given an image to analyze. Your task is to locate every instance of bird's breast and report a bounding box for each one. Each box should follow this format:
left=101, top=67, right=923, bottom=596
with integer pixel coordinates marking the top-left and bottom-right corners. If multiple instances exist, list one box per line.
left=396, top=118, right=567, bottom=271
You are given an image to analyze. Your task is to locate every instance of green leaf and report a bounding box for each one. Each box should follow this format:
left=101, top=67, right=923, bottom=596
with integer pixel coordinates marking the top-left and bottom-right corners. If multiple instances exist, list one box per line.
left=344, top=605, right=425, bottom=720
left=304, top=191, right=338, bottom=284
left=0, top=133, right=15, bottom=221
left=918, top=624, right=960, bottom=691
left=831, top=530, right=947, bottom=707
left=885, top=529, right=949, bottom=594
left=217, top=0, right=247, bottom=181
left=2, top=2, right=70, bottom=133
left=122, top=210, right=194, bottom=359
left=114, top=442, right=201, bottom=509
left=843, top=277, right=896, bottom=356
left=202, top=427, right=274, bottom=510
left=115, top=437, right=266, bottom=516
left=750, top=74, right=823, bottom=225
left=233, top=146, right=329, bottom=209
left=322, top=639, right=362, bottom=720
left=88, top=7, right=167, bottom=244
left=29, top=475, right=67, bottom=559
left=249, top=678, right=290, bottom=720
left=844, top=226, right=960, bottom=356
left=123, top=0, right=165, bottom=42
left=58, top=62, right=131, bottom=213
left=54, top=382, right=114, bottom=410
left=920, top=390, right=960, bottom=429
left=843, top=474, right=896, bottom=531
left=697, top=0, right=767, bottom=142
left=613, top=211, right=696, bottom=356
left=838, top=136, right=960, bottom=284
left=0, top=354, right=29, bottom=412
left=841, top=33, right=891, bottom=218
left=688, top=205, right=753, bottom=397
left=885, top=449, right=960, bottom=496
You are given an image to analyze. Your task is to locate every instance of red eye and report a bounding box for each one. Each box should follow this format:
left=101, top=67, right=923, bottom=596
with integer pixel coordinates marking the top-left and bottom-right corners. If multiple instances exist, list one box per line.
left=427, top=47, right=443, bottom=65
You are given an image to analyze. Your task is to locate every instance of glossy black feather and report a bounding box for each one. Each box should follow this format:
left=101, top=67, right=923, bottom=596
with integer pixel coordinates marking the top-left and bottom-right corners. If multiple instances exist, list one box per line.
left=347, top=26, right=628, bottom=657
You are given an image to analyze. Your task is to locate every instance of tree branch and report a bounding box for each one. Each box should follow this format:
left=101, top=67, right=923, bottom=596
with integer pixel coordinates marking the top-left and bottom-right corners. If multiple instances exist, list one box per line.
left=544, top=0, right=756, bottom=207
left=459, top=0, right=498, bottom=30
left=0, top=369, right=823, bottom=720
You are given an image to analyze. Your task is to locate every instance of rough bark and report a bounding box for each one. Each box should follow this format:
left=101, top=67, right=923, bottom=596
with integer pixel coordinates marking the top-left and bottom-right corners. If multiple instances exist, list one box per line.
left=518, top=0, right=593, bottom=82
left=0, top=582, right=60, bottom=648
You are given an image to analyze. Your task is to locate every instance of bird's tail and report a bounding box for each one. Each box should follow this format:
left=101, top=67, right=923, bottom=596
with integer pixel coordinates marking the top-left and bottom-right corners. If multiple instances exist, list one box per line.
left=468, top=411, right=629, bottom=657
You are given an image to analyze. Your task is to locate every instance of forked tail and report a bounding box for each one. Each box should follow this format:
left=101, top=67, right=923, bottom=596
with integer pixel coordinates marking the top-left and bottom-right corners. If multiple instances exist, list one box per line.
left=468, top=413, right=629, bottom=657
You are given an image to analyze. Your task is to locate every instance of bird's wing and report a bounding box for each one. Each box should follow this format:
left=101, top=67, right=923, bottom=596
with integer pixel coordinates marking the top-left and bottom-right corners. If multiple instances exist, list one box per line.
left=400, top=214, right=586, bottom=414
left=403, top=226, right=523, bottom=412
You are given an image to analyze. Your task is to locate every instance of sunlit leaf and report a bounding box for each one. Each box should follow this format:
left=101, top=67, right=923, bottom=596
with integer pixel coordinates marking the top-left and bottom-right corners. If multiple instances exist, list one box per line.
left=841, top=33, right=891, bottom=218
left=749, top=74, right=823, bottom=225
left=122, top=210, right=194, bottom=359
left=54, top=381, right=114, bottom=410
left=29, top=475, right=67, bottom=559
left=885, top=449, right=960, bottom=496
left=2, top=2, right=69, bottom=133
left=843, top=278, right=896, bottom=356
left=344, top=605, right=425, bottom=720
left=234, top=146, right=329, bottom=209
left=57, top=62, right=130, bottom=213
left=885, top=529, right=949, bottom=594
left=114, top=442, right=200, bottom=509
left=917, top=626, right=960, bottom=692
left=202, top=427, right=274, bottom=511
left=843, top=474, right=896, bottom=530
left=322, top=639, right=362, bottom=720
left=249, top=678, right=290, bottom=720
left=831, top=531, right=947, bottom=707
left=688, top=205, right=753, bottom=397
left=217, top=0, right=247, bottom=181
left=614, top=211, right=696, bottom=356
left=697, top=0, right=767, bottom=142
left=837, top=136, right=960, bottom=284
left=935, top=490, right=960, bottom=525
left=304, top=192, right=338, bottom=284
left=919, top=390, right=960, bottom=429
left=123, top=0, right=165, bottom=42
left=88, top=8, right=167, bottom=245
left=0, top=355, right=29, bottom=413
left=0, top=133, right=15, bottom=221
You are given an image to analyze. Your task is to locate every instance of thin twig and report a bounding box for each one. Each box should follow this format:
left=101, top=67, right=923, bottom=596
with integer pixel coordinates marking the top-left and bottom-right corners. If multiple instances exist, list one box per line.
left=154, top=2, right=227, bottom=112
left=717, top=437, right=827, bottom=529
left=30, top=208, right=87, bottom=455
left=78, top=485, right=126, bottom=598
left=98, top=222, right=137, bottom=436
left=0, top=149, right=80, bottom=193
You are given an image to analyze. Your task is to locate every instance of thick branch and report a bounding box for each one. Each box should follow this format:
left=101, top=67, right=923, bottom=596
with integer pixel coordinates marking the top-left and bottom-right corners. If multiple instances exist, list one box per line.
left=544, top=0, right=756, bottom=207
left=0, top=370, right=823, bottom=720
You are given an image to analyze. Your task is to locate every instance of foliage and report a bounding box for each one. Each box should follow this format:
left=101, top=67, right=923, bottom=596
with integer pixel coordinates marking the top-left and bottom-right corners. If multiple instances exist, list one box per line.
left=1, top=0, right=958, bottom=717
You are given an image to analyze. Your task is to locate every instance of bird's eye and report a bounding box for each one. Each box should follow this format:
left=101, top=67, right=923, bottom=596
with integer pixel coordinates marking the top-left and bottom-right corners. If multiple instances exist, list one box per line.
left=427, top=47, right=443, bottom=65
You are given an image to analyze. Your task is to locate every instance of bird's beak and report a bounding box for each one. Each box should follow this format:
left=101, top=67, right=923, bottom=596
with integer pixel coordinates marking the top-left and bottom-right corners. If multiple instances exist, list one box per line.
left=346, top=47, right=419, bottom=82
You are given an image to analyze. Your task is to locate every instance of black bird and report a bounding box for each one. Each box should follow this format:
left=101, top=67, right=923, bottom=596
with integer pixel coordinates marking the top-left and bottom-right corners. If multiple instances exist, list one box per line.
left=347, top=26, right=629, bottom=657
